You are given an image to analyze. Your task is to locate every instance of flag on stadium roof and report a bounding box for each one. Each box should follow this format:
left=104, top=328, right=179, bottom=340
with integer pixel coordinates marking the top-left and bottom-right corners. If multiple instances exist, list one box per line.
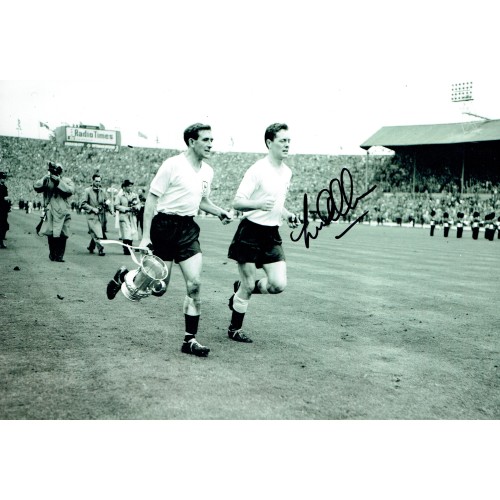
left=138, top=131, right=148, bottom=139
left=39, top=121, right=50, bottom=130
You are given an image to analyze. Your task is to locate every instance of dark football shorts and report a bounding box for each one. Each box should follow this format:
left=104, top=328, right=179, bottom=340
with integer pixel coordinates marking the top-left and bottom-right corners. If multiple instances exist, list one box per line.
left=150, top=213, right=201, bottom=264
left=228, top=218, right=285, bottom=268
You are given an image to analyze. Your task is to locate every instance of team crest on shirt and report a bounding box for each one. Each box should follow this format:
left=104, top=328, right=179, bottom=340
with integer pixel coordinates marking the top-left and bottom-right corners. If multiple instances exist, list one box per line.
left=201, top=180, right=209, bottom=196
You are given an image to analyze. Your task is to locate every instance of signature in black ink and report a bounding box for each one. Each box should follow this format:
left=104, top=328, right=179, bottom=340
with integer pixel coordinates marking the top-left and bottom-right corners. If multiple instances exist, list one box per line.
left=290, top=168, right=377, bottom=248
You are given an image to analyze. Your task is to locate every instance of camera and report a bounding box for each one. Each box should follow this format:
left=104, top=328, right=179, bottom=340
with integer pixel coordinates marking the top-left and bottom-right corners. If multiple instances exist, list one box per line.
left=48, top=161, right=63, bottom=176
left=129, top=198, right=140, bottom=215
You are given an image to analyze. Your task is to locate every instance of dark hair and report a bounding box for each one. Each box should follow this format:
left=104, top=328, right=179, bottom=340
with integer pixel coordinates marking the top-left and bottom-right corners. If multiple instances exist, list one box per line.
left=264, top=123, right=288, bottom=149
left=183, top=123, right=211, bottom=146
left=92, top=173, right=101, bottom=181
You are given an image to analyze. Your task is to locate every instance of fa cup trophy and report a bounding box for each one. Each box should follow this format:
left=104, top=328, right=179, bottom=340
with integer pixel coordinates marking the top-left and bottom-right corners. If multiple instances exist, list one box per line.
left=102, top=241, right=169, bottom=302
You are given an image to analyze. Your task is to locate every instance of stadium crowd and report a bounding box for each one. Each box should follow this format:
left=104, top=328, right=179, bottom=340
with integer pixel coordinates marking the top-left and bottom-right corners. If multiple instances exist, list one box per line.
left=1, top=135, right=499, bottom=228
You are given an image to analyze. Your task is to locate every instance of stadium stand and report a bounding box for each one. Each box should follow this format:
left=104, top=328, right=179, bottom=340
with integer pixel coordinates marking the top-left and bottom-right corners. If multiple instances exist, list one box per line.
left=1, top=135, right=498, bottom=226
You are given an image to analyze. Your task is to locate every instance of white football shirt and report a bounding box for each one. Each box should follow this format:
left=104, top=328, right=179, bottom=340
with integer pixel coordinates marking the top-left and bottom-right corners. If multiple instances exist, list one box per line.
left=235, top=156, right=292, bottom=226
left=150, top=153, right=214, bottom=216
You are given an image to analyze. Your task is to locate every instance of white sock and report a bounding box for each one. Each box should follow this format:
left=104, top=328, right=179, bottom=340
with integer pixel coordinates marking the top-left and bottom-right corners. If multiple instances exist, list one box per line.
left=183, top=295, right=200, bottom=315
left=233, top=293, right=249, bottom=314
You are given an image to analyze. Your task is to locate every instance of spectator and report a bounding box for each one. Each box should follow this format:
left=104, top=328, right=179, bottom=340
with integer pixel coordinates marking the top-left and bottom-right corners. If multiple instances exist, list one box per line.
left=81, top=173, right=112, bottom=256
left=114, top=179, right=139, bottom=255
left=0, top=171, right=11, bottom=249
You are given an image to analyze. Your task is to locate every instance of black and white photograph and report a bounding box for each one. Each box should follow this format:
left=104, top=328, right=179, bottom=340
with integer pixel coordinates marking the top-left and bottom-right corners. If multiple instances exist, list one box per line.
left=1, top=0, right=498, bottom=498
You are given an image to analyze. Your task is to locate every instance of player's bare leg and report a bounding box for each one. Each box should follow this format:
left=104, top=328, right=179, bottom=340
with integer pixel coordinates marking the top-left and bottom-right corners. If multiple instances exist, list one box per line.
left=179, top=253, right=209, bottom=356
left=259, top=261, right=287, bottom=294
left=151, top=260, right=173, bottom=297
left=227, top=262, right=258, bottom=343
left=236, top=262, right=258, bottom=299
left=228, top=261, right=287, bottom=343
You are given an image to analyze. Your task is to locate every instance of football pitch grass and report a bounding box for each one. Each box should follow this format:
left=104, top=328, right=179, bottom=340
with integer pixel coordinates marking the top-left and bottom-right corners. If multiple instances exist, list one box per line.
left=1, top=209, right=499, bottom=419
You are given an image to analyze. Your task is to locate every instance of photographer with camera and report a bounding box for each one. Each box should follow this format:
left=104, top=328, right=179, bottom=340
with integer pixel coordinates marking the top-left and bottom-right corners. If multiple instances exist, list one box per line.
left=114, top=179, right=140, bottom=255
left=33, top=161, right=75, bottom=262
left=81, top=173, right=112, bottom=256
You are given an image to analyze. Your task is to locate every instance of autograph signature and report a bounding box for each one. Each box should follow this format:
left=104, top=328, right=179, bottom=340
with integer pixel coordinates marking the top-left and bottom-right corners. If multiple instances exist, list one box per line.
left=290, top=168, right=377, bottom=248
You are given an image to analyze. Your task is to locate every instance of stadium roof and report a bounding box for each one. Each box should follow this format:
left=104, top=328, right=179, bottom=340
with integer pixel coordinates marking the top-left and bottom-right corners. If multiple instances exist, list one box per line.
left=360, top=119, right=500, bottom=150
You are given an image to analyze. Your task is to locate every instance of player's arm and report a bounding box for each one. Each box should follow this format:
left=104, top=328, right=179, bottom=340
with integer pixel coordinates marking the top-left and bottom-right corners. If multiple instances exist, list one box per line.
left=281, top=206, right=300, bottom=228
left=199, top=196, right=233, bottom=224
left=232, top=168, right=275, bottom=212
left=138, top=192, right=159, bottom=249
left=233, top=194, right=277, bottom=212
left=281, top=207, right=295, bottom=220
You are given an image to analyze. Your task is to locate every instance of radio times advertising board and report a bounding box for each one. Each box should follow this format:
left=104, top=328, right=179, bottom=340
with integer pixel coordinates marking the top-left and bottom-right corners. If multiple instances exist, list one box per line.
left=55, top=126, right=121, bottom=150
